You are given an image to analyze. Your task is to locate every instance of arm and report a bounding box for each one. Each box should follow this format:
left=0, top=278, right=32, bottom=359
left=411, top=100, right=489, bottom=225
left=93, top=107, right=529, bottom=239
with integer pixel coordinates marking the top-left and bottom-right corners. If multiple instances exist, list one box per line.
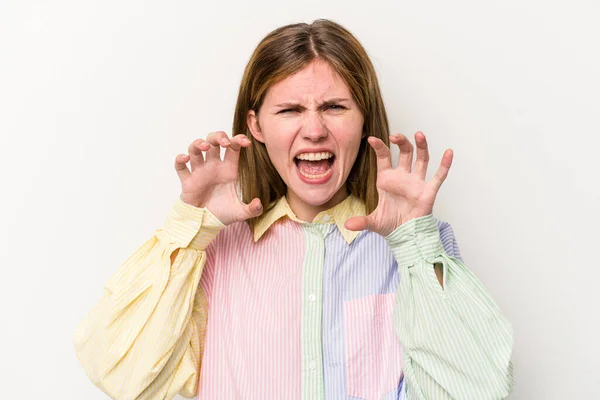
left=385, top=214, right=514, bottom=399
left=73, top=198, right=224, bottom=400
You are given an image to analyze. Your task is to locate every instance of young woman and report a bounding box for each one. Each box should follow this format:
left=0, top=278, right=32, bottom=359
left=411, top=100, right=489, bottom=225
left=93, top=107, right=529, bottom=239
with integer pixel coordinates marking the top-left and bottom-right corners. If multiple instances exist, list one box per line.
left=74, top=20, right=513, bottom=400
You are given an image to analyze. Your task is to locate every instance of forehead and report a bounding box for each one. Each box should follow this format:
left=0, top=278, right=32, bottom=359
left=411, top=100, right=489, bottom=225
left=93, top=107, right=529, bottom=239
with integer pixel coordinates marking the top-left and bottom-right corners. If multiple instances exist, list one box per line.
left=263, top=59, right=352, bottom=104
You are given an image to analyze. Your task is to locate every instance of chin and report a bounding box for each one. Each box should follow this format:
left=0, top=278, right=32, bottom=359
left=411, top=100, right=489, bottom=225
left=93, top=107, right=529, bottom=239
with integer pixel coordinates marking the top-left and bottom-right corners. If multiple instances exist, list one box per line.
left=297, top=190, right=338, bottom=207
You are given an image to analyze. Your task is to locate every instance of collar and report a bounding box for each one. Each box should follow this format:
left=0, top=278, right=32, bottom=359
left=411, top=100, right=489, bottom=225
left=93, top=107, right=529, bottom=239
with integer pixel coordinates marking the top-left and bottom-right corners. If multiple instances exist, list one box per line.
left=253, top=194, right=366, bottom=245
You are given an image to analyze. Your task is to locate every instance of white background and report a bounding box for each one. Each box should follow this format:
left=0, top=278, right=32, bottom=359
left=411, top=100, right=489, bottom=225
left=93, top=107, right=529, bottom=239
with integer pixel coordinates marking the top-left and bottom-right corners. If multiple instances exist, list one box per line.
left=1, top=0, right=598, bottom=398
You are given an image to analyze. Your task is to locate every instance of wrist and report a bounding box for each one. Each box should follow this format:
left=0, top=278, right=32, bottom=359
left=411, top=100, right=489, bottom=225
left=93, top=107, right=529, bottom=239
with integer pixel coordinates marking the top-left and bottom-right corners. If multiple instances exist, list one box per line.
left=180, top=194, right=204, bottom=209
left=384, top=214, right=443, bottom=267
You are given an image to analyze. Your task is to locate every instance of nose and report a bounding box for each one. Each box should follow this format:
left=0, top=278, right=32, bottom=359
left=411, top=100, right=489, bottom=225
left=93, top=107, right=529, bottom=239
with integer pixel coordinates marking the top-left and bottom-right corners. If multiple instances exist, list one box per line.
left=301, top=111, right=328, bottom=141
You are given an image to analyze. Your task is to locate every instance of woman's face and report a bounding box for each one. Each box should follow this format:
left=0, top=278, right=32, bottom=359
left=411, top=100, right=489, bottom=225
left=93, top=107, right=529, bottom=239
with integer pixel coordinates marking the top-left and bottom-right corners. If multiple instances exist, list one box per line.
left=247, top=59, right=365, bottom=221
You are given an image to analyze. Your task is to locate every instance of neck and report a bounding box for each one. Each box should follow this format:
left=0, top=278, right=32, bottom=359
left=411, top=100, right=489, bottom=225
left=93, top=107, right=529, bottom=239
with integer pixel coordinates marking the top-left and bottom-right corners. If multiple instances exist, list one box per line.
left=286, top=186, right=349, bottom=222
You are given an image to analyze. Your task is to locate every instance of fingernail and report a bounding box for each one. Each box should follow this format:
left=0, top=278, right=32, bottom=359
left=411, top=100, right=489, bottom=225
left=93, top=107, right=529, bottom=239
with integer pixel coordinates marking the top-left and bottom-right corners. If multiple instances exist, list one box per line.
left=221, top=138, right=230, bottom=145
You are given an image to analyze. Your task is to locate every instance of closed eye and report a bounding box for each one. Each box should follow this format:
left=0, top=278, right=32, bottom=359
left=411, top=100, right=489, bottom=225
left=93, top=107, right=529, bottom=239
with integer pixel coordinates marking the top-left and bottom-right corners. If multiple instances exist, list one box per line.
left=324, top=104, right=347, bottom=111
left=278, top=108, right=301, bottom=114
left=277, top=104, right=347, bottom=114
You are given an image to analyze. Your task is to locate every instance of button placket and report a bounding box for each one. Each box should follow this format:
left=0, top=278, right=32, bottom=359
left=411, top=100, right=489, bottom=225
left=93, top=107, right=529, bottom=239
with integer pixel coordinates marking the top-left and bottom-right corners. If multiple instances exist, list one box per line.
left=300, top=224, right=327, bottom=399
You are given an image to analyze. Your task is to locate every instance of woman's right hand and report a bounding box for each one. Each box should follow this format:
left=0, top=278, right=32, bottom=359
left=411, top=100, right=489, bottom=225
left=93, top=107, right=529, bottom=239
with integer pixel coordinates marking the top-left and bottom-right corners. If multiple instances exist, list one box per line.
left=174, top=131, right=263, bottom=226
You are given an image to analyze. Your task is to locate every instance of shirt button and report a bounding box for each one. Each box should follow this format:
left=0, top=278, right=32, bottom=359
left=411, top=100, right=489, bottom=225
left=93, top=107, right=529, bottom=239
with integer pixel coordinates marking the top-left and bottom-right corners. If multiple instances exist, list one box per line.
left=308, top=293, right=316, bottom=302
left=189, top=220, right=200, bottom=229
left=415, top=232, right=425, bottom=243
left=322, top=214, right=331, bottom=222
left=309, top=360, right=317, bottom=370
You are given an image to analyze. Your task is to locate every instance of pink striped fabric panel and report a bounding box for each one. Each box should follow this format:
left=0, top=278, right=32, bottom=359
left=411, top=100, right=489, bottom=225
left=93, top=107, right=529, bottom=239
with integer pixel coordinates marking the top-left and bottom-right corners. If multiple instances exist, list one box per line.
left=344, top=292, right=403, bottom=400
left=198, top=219, right=305, bottom=399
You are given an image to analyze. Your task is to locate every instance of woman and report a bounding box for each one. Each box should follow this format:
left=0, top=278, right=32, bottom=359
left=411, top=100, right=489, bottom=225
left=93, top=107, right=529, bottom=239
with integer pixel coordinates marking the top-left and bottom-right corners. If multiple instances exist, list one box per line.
left=74, top=20, right=513, bottom=399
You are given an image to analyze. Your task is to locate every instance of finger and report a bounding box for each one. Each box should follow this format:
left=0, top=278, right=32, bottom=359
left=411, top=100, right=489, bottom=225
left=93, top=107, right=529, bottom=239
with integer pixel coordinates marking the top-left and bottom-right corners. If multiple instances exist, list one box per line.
left=205, top=131, right=229, bottom=161
left=429, top=149, right=453, bottom=193
left=344, top=215, right=373, bottom=232
left=174, top=154, right=192, bottom=182
left=223, top=134, right=251, bottom=165
left=226, top=134, right=248, bottom=151
left=188, top=139, right=209, bottom=171
left=390, top=134, right=413, bottom=172
left=367, top=136, right=392, bottom=171
left=413, top=131, right=430, bottom=180
left=243, top=197, right=263, bottom=219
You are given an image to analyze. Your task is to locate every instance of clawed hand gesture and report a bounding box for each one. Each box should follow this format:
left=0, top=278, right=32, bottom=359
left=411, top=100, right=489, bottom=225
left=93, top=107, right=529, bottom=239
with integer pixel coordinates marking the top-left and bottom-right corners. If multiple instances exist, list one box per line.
left=345, top=132, right=453, bottom=237
left=175, top=131, right=263, bottom=226
left=175, top=130, right=451, bottom=233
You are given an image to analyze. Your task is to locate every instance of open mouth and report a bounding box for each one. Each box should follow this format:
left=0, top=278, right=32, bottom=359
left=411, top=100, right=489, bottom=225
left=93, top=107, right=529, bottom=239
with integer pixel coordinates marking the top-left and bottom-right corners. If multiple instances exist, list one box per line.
left=294, top=152, right=336, bottom=180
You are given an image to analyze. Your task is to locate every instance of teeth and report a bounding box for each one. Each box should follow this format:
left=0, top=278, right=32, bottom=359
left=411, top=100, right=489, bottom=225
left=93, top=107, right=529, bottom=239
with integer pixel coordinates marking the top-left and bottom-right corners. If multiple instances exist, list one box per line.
left=296, top=152, right=333, bottom=161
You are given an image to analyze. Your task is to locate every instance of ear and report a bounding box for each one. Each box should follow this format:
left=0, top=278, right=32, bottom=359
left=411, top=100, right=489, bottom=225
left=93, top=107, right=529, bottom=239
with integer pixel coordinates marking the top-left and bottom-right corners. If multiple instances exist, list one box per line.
left=247, top=110, right=265, bottom=143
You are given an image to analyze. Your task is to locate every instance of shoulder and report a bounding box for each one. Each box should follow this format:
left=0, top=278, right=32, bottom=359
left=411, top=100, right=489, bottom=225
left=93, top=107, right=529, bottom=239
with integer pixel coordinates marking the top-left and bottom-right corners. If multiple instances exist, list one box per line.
left=432, top=216, right=463, bottom=261
left=433, top=216, right=453, bottom=235
left=219, top=220, right=253, bottom=239
left=207, top=220, right=253, bottom=251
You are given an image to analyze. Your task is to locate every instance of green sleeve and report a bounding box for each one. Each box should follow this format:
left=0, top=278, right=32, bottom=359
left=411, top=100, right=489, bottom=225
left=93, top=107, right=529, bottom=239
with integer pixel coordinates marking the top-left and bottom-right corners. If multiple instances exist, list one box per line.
left=385, top=214, right=514, bottom=399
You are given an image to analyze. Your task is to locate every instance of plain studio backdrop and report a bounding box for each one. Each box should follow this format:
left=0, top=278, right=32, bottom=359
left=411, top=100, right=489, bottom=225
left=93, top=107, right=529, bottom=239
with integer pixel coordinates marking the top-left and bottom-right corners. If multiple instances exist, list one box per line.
left=1, top=0, right=598, bottom=398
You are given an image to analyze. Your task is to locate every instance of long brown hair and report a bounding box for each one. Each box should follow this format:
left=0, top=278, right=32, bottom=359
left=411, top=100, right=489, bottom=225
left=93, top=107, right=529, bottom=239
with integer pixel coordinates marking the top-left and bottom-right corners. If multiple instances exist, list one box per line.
left=233, top=19, right=390, bottom=229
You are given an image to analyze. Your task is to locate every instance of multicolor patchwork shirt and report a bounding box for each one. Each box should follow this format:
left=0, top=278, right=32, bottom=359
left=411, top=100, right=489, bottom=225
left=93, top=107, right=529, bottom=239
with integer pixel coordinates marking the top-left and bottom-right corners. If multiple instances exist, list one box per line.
left=74, top=194, right=514, bottom=399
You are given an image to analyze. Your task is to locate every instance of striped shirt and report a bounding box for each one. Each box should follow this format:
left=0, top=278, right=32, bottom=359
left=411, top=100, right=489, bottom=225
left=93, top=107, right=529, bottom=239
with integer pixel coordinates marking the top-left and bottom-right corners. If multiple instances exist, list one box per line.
left=74, top=194, right=514, bottom=399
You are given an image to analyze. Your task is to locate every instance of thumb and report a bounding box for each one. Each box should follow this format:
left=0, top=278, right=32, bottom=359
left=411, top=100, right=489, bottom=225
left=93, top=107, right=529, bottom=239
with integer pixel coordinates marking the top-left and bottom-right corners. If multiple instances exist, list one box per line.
left=345, top=216, right=370, bottom=232
left=244, top=198, right=263, bottom=219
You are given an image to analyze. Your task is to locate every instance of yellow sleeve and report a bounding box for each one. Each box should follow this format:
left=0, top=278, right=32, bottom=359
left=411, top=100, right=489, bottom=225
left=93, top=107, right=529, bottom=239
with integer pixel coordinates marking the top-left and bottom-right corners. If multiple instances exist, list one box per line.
left=73, top=198, right=225, bottom=400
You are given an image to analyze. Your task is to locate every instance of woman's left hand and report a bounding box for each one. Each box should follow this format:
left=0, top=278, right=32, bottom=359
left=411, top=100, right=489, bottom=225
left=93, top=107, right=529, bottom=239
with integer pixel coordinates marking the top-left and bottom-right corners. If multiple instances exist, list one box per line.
left=345, top=132, right=453, bottom=237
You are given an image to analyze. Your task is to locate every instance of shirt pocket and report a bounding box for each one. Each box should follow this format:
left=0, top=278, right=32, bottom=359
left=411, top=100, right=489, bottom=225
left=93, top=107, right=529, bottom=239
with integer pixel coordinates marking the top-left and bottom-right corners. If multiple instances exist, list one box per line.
left=344, top=293, right=403, bottom=400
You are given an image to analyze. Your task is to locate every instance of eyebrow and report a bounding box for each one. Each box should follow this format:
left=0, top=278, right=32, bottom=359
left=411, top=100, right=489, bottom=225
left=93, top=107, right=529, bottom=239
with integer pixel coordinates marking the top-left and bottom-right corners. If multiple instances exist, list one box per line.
left=274, top=97, right=351, bottom=108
